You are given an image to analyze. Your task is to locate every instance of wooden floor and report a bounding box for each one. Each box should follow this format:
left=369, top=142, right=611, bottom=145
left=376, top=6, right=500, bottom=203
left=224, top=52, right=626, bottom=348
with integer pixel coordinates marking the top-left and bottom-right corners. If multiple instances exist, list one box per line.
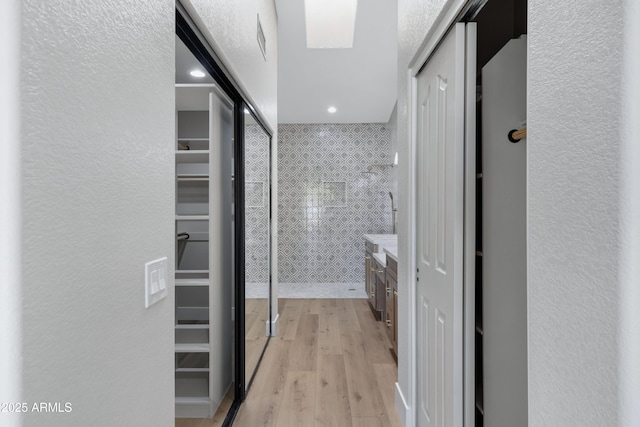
left=177, top=298, right=401, bottom=427
left=233, top=298, right=402, bottom=427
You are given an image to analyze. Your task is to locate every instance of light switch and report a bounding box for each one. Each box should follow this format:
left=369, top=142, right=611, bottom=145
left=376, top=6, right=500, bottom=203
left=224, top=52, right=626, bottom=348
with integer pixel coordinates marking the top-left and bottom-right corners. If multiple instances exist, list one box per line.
left=150, top=270, right=159, bottom=293
left=145, top=257, right=168, bottom=308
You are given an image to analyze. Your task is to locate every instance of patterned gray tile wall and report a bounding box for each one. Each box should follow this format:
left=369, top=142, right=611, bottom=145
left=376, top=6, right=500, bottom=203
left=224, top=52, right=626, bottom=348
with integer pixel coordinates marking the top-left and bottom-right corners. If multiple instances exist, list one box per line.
left=245, top=124, right=270, bottom=284
left=278, top=123, right=394, bottom=283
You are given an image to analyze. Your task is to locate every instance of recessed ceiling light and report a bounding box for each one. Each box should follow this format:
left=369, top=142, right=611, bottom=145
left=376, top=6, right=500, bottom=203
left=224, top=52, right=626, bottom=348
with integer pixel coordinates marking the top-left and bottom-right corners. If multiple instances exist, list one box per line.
left=190, top=69, right=205, bottom=78
left=328, top=106, right=337, bottom=113
left=305, top=0, right=358, bottom=48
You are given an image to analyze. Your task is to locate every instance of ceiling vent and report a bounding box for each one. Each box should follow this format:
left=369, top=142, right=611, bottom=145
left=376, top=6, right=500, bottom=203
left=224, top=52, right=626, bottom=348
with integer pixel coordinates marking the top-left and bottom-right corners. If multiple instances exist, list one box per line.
left=257, top=14, right=267, bottom=60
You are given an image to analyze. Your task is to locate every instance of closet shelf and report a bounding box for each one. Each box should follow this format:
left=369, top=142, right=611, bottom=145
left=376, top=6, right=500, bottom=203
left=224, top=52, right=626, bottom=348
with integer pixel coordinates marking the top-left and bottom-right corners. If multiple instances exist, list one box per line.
left=175, top=231, right=208, bottom=242
left=176, top=368, right=210, bottom=373
left=175, top=396, right=210, bottom=405
left=176, top=150, right=209, bottom=164
left=177, top=176, right=209, bottom=182
left=175, top=269, right=209, bottom=274
left=176, top=343, right=210, bottom=353
left=175, top=278, right=210, bottom=287
left=175, top=271, right=209, bottom=282
left=176, top=215, right=209, bottom=221
left=175, top=375, right=210, bottom=400
left=175, top=283, right=209, bottom=289
left=175, top=324, right=210, bottom=330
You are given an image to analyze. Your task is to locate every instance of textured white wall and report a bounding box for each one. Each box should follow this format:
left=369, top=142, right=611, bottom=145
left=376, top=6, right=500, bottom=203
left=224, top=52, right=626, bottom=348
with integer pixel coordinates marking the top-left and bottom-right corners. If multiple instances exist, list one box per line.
left=0, top=0, right=22, bottom=426
left=20, top=1, right=175, bottom=426
left=528, top=2, right=624, bottom=426
left=182, top=0, right=280, bottom=332
left=182, top=0, right=278, bottom=132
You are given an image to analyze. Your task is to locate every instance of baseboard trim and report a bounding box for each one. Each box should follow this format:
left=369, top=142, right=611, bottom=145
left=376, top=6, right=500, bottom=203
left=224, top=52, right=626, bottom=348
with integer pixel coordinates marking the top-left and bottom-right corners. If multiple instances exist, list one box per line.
left=395, top=382, right=410, bottom=426
left=267, top=313, right=279, bottom=337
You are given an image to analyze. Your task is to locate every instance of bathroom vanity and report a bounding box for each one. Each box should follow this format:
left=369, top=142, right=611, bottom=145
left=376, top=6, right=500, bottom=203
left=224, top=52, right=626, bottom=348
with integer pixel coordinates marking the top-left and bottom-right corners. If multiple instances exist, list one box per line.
left=384, top=246, right=398, bottom=356
left=363, top=234, right=397, bottom=322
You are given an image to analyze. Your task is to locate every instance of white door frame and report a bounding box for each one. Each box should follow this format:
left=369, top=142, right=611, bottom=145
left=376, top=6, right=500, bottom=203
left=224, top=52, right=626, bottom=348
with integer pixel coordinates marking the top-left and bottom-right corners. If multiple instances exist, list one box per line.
left=402, top=1, right=476, bottom=426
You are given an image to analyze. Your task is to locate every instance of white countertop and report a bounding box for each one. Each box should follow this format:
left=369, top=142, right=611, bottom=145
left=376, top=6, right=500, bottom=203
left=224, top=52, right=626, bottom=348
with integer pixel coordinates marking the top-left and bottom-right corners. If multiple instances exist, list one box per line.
left=384, top=245, right=398, bottom=262
left=363, top=234, right=397, bottom=245
left=372, top=252, right=386, bottom=266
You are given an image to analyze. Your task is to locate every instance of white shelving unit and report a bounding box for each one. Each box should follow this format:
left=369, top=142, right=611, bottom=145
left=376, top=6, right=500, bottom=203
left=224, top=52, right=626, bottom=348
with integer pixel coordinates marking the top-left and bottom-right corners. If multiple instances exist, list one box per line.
left=175, top=85, right=213, bottom=418
left=175, top=84, right=234, bottom=419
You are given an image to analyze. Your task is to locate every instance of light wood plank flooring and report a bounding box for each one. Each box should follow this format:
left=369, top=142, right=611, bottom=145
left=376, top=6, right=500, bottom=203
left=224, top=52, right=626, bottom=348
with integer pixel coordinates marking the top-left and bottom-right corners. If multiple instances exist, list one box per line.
left=234, top=298, right=401, bottom=427
left=177, top=298, right=401, bottom=427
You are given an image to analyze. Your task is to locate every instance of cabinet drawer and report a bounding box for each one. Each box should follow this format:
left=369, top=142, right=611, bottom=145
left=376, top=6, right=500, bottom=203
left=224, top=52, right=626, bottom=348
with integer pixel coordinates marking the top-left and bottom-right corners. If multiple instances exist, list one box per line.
left=365, top=241, right=380, bottom=253
left=385, top=301, right=394, bottom=335
left=386, top=257, right=398, bottom=280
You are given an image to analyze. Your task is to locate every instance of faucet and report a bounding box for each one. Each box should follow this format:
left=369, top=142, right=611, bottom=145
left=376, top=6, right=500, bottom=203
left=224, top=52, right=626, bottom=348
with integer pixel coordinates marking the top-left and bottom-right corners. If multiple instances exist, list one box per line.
left=389, top=192, right=397, bottom=234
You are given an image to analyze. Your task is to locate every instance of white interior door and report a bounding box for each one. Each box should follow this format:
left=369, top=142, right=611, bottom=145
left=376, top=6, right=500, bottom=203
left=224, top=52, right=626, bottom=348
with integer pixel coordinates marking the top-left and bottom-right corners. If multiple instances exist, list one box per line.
left=416, top=22, right=475, bottom=427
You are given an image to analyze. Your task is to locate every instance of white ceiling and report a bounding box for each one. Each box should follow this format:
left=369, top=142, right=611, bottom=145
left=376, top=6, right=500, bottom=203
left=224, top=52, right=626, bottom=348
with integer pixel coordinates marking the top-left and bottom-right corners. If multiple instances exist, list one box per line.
left=176, top=1, right=398, bottom=125
left=276, top=0, right=398, bottom=124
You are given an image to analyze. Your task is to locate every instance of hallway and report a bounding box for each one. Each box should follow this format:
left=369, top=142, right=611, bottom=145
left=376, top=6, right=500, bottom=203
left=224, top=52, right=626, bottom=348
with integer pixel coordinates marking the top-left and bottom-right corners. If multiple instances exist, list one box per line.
left=178, top=298, right=402, bottom=426
left=235, top=298, right=401, bottom=426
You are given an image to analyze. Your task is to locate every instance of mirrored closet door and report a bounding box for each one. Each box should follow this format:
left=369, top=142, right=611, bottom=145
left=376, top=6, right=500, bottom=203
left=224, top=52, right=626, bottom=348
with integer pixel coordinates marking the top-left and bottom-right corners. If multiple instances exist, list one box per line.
left=174, top=35, right=236, bottom=420
left=175, top=4, right=273, bottom=424
left=243, top=111, right=271, bottom=391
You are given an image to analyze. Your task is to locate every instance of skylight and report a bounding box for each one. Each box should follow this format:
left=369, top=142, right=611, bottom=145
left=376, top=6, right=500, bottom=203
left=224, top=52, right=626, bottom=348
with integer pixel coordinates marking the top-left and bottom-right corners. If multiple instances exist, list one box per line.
left=304, top=0, right=358, bottom=48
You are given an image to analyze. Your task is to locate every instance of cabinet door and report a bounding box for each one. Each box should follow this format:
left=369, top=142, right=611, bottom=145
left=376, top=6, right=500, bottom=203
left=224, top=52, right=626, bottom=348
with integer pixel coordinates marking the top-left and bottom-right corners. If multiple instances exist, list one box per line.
left=393, top=283, right=398, bottom=353
left=369, top=263, right=377, bottom=309
left=365, top=253, right=371, bottom=300
left=386, top=277, right=394, bottom=343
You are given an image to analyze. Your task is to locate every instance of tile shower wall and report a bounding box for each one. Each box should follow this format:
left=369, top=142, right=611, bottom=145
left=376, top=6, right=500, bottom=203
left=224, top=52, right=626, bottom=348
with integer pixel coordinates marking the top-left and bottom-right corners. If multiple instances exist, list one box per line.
left=278, top=123, right=394, bottom=283
left=245, top=124, right=270, bottom=284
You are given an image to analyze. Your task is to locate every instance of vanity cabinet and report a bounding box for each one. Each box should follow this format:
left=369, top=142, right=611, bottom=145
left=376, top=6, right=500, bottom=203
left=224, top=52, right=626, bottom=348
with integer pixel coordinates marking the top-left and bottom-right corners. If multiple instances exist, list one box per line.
left=364, top=252, right=376, bottom=316
left=371, top=254, right=387, bottom=321
left=364, top=235, right=396, bottom=321
left=385, top=256, right=398, bottom=356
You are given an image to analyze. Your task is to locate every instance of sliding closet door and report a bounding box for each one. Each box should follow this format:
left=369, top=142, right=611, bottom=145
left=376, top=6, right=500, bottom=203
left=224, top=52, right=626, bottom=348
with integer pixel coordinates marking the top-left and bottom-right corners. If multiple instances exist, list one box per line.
left=243, top=111, right=271, bottom=391
left=415, top=22, right=476, bottom=427
left=177, top=7, right=274, bottom=421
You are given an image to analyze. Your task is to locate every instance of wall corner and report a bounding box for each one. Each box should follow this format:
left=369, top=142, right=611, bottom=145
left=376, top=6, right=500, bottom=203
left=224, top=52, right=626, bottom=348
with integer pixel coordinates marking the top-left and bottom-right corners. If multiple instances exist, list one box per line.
left=0, top=1, right=23, bottom=424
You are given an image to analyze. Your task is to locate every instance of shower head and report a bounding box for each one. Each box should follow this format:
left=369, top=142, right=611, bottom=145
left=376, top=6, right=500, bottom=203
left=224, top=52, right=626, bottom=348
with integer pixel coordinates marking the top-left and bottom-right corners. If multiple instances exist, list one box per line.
left=389, top=192, right=395, bottom=210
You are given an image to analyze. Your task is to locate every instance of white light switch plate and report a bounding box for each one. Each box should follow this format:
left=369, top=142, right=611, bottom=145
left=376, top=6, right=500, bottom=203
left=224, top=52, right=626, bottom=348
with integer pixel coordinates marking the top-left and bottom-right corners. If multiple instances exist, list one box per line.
left=145, top=257, right=168, bottom=308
